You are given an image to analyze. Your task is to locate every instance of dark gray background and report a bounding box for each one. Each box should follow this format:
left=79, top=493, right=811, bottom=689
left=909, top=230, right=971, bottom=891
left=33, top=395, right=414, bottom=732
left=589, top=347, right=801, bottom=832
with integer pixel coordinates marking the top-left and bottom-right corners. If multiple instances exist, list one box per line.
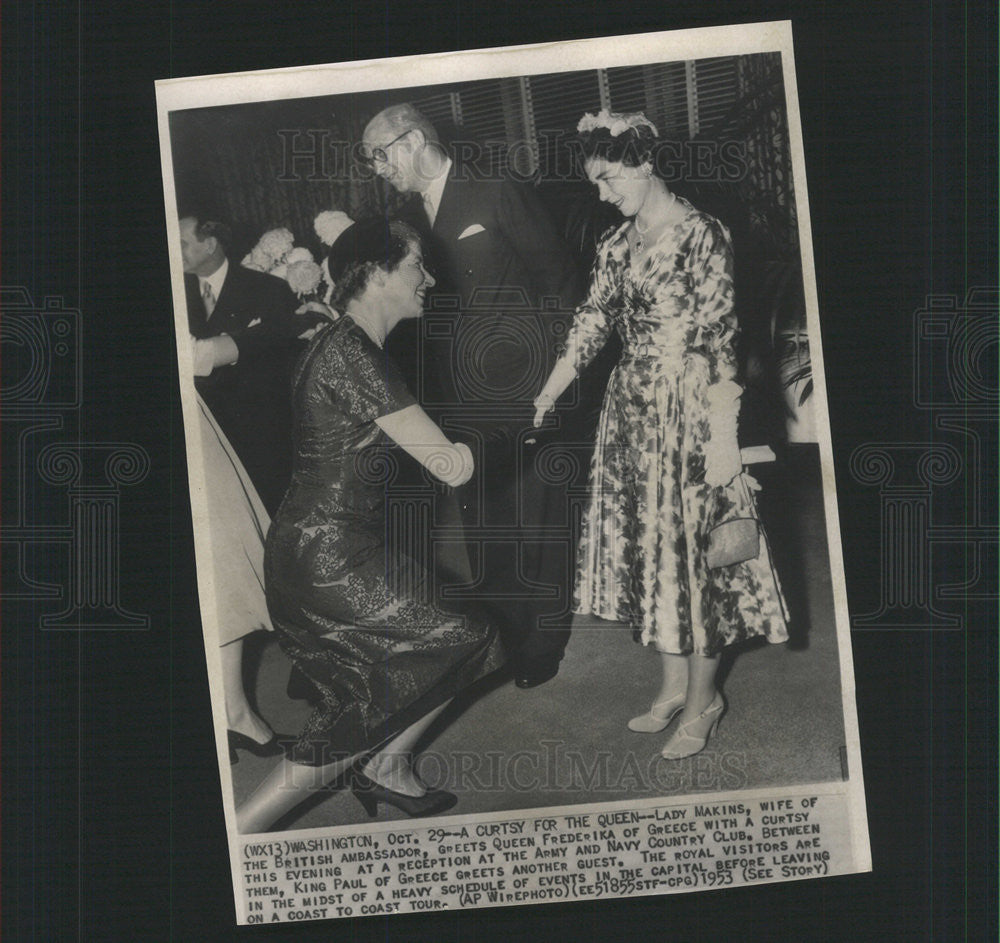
left=2, top=2, right=995, bottom=940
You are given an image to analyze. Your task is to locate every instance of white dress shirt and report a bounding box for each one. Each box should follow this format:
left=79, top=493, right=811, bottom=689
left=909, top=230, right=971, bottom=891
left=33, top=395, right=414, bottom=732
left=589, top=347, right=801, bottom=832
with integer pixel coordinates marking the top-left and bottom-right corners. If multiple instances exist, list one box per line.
left=421, top=159, right=452, bottom=227
left=199, top=257, right=229, bottom=315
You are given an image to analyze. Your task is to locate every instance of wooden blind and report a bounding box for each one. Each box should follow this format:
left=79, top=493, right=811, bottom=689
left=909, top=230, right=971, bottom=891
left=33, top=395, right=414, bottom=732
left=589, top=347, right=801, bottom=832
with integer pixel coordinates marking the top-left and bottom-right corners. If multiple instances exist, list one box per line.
left=690, top=57, right=740, bottom=137
left=605, top=63, right=690, bottom=140
left=407, top=58, right=742, bottom=175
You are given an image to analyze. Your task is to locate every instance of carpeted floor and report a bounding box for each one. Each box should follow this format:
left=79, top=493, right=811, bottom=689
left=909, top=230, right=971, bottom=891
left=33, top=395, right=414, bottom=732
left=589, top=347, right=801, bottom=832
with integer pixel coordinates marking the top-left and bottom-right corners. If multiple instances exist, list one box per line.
left=229, top=445, right=847, bottom=830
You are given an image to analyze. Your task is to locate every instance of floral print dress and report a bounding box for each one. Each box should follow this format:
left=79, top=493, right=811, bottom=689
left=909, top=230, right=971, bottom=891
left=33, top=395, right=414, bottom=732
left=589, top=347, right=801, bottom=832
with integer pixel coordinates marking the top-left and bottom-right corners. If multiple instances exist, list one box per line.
left=564, top=199, right=788, bottom=655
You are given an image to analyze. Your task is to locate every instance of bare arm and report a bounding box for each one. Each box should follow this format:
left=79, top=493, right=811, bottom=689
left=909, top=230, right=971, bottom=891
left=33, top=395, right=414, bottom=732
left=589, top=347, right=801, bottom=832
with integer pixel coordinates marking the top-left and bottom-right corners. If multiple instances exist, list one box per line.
left=376, top=404, right=474, bottom=487
left=533, top=355, right=579, bottom=427
left=534, top=227, right=620, bottom=427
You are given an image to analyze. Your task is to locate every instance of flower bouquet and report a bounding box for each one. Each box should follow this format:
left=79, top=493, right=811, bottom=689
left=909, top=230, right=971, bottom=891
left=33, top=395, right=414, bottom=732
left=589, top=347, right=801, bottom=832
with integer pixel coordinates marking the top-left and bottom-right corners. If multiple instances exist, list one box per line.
left=313, top=210, right=355, bottom=304
left=241, top=211, right=355, bottom=312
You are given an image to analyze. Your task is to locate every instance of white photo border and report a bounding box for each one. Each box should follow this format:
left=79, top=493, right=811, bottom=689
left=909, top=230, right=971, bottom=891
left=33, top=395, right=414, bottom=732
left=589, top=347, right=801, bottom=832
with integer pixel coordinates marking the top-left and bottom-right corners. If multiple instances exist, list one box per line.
left=156, top=20, right=871, bottom=926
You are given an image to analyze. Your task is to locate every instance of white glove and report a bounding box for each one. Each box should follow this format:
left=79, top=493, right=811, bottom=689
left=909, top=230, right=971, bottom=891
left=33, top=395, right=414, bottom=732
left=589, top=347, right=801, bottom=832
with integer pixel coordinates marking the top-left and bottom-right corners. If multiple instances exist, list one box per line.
left=190, top=334, right=239, bottom=377
left=191, top=336, right=217, bottom=377
left=452, top=442, right=475, bottom=487
left=703, top=380, right=744, bottom=488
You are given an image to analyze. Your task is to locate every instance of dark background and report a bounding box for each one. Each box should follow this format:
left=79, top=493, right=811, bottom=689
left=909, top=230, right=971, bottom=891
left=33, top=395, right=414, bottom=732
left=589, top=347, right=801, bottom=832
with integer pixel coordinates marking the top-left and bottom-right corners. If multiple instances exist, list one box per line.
left=2, top=2, right=996, bottom=941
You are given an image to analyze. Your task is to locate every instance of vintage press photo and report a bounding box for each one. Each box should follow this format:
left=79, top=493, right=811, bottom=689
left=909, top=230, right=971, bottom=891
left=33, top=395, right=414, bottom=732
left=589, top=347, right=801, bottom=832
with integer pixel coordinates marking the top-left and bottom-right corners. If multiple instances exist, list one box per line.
left=156, top=21, right=871, bottom=925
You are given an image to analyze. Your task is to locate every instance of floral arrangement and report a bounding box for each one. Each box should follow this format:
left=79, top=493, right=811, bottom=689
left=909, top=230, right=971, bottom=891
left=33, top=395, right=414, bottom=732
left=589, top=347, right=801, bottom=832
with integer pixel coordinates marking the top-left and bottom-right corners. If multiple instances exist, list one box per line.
left=577, top=109, right=659, bottom=138
left=314, top=210, right=355, bottom=248
left=313, top=210, right=355, bottom=305
left=286, top=258, right=323, bottom=298
left=239, top=210, right=356, bottom=305
left=241, top=227, right=295, bottom=274
left=240, top=227, right=321, bottom=300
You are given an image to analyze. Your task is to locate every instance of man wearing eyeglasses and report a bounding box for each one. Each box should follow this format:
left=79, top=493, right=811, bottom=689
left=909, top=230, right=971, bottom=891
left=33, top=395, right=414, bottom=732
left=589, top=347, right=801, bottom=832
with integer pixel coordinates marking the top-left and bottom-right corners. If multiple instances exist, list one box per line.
left=361, top=103, right=585, bottom=690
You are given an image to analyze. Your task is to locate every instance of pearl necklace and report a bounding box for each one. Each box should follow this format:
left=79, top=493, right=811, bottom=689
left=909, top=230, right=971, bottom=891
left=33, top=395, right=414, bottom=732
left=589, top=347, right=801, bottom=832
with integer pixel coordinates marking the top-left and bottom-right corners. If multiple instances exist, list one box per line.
left=633, top=191, right=677, bottom=253
left=347, top=311, right=386, bottom=349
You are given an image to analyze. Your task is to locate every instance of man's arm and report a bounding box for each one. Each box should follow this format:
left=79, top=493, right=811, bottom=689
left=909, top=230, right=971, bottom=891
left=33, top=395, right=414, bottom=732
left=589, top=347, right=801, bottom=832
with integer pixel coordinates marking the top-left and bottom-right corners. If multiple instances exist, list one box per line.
left=191, top=334, right=239, bottom=376
left=225, top=270, right=321, bottom=365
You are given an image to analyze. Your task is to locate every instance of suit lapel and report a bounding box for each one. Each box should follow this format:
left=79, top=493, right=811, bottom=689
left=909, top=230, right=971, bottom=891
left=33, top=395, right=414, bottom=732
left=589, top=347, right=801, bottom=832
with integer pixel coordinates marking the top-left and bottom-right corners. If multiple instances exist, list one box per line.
left=207, top=266, right=238, bottom=330
left=420, top=177, right=462, bottom=292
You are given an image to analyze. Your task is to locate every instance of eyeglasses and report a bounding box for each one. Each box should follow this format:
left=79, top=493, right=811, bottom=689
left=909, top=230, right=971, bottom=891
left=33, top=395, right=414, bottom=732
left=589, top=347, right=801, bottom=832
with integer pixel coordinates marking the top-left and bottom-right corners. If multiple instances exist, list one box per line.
left=359, top=129, right=413, bottom=166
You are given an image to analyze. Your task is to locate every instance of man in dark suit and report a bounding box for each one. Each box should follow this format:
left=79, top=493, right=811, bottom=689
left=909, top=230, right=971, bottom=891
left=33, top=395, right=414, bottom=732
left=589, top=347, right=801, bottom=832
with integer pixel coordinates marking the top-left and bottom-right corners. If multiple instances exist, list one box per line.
left=362, top=104, right=587, bottom=688
left=180, top=213, right=318, bottom=515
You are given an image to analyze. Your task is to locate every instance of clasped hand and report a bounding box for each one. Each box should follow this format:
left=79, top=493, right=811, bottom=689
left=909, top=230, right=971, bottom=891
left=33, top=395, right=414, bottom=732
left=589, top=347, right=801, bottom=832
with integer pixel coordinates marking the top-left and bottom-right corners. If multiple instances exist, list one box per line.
left=190, top=334, right=238, bottom=377
left=295, top=300, right=337, bottom=340
left=450, top=441, right=475, bottom=487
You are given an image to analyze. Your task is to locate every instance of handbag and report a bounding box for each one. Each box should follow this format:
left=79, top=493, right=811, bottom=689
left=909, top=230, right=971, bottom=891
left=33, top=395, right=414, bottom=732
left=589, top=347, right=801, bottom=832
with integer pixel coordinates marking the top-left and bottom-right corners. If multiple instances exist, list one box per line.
left=706, top=516, right=760, bottom=569
left=706, top=474, right=761, bottom=569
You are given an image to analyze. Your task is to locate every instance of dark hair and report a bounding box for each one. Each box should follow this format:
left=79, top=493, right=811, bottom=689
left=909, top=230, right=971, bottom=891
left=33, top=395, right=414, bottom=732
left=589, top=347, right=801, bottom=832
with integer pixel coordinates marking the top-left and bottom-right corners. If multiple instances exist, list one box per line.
left=326, top=218, right=421, bottom=310
left=180, top=211, right=233, bottom=254
left=575, top=122, right=659, bottom=169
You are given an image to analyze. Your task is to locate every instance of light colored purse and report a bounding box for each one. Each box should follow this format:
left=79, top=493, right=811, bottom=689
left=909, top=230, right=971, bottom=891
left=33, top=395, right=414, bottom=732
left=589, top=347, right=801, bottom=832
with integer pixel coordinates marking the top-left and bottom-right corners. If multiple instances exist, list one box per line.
left=706, top=517, right=760, bottom=569
left=706, top=474, right=761, bottom=569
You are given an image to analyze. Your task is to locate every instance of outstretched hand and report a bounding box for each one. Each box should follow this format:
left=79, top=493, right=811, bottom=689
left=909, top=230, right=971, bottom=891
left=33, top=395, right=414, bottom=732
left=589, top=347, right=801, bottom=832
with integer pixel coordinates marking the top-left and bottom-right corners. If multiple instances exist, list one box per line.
left=533, top=393, right=556, bottom=428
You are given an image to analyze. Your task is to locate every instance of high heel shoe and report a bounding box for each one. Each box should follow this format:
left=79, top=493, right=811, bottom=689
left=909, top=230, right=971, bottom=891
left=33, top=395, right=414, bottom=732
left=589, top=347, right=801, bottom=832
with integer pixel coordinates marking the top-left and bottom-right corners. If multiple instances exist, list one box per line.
left=659, top=692, right=725, bottom=760
left=227, top=730, right=287, bottom=765
left=627, top=692, right=686, bottom=733
left=350, top=770, right=458, bottom=819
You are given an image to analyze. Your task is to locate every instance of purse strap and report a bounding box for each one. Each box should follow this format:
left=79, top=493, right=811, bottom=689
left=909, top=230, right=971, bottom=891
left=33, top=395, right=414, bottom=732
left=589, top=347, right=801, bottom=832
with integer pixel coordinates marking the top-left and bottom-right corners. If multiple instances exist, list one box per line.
left=738, top=472, right=761, bottom=523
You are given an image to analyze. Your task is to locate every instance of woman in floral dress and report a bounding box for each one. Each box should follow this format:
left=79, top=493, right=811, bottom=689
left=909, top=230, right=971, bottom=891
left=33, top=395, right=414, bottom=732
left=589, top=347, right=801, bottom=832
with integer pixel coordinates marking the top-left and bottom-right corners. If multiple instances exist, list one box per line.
left=535, top=111, right=788, bottom=759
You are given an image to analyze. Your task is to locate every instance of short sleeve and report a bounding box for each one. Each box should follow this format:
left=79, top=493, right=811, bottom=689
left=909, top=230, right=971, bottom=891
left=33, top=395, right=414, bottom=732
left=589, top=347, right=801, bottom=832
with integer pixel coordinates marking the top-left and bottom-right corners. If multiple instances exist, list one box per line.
left=315, top=327, right=416, bottom=424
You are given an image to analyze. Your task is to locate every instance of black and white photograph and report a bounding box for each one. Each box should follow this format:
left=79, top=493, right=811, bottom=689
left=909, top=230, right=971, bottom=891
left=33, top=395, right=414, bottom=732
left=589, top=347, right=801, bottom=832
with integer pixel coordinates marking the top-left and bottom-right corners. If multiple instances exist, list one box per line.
left=157, top=23, right=869, bottom=923
left=3, top=1, right=995, bottom=940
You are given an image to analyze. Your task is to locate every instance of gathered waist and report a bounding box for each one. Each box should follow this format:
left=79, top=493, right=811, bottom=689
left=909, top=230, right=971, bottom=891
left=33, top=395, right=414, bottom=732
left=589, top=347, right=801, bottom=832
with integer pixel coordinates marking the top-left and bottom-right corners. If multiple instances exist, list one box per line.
left=619, top=340, right=687, bottom=366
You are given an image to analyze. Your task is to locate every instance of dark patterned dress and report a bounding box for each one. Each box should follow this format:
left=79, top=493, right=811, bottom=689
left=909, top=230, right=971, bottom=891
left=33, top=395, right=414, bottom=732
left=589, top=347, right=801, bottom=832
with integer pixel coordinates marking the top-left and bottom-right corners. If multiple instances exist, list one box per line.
left=565, top=200, right=788, bottom=656
left=265, top=317, right=503, bottom=765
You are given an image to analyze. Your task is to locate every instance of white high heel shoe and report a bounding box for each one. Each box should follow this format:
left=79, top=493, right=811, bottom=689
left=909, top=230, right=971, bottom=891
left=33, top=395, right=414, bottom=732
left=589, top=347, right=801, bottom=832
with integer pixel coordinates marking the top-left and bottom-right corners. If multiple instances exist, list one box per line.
left=660, top=692, right=725, bottom=759
left=627, top=692, right=686, bottom=733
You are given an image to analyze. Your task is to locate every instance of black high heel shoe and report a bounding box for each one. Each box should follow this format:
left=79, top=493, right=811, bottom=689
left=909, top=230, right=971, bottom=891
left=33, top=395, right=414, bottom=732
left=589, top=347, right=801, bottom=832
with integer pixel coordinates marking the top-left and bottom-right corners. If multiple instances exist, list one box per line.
left=350, top=770, right=458, bottom=819
left=227, top=730, right=287, bottom=765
